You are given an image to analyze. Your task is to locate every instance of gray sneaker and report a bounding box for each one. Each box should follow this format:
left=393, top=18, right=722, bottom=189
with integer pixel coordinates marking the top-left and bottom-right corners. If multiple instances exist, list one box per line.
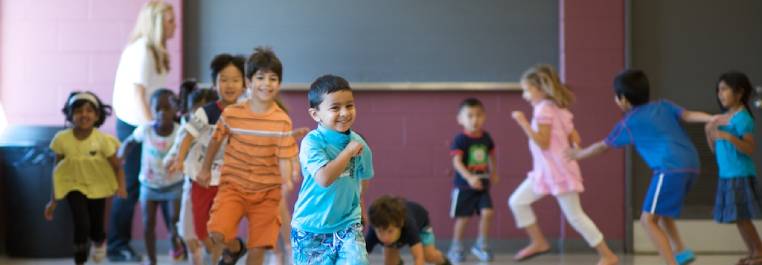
left=470, top=245, right=494, bottom=262
left=447, top=247, right=466, bottom=262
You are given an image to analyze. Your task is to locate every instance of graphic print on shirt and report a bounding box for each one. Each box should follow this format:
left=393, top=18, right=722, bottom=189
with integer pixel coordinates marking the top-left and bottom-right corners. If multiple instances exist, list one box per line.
left=467, top=144, right=489, bottom=178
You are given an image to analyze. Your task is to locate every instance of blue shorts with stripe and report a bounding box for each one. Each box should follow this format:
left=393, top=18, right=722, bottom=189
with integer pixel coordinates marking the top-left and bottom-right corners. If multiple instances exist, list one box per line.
left=642, top=172, right=697, bottom=218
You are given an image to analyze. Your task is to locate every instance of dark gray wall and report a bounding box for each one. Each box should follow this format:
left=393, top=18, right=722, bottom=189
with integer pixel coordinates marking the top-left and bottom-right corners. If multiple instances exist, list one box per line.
left=631, top=0, right=762, bottom=218
left=184, top=0, right=558, bottom=83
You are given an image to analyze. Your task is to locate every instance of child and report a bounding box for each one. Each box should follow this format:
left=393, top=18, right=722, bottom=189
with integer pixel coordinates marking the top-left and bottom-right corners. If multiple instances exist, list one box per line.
left=198, top=47, right=297, bottom=265
left=508, top=65, right=618, bottom=265
left=44, top=91, right=127, bottom=265
left=366, top=195, right=451, bottom=265
left=118, top=89, right=184, bottom=265
left=705, top=71, right=762, bottom=265
left=568, top=69, right=716, bottom=265
left=290, top=74, right=374, bottom=264
left=447, top=98, right=498, bottom=262
left=166, top=86, right=218, bottom=265
left=169, top=53, right=246, bottom=264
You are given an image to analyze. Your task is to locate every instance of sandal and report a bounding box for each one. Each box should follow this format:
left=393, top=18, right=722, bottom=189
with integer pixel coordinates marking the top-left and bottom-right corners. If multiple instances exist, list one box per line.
left=218, top=238, right=247, bottom=265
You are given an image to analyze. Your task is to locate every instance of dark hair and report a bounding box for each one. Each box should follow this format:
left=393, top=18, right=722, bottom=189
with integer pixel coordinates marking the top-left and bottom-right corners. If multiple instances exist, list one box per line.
left=459, top=97, right=484, bottom=112
left=210, top=53, right=245, bottom=85
left=368, top=195, right=406, bottom=229
left=245, top=47, right=282, bottom=81
left=717, top=71, right=755, bottom=119
left=62, top=91, right=112, bottom=128
left=150, top=88, right=178, bottom=107
left=178, top=79, right=198, bottom=116
left=188, top=88, right=218, bottom=111
left=308, top=74, right=352, bottom=108
left=613, top=69, right=650, bottom=106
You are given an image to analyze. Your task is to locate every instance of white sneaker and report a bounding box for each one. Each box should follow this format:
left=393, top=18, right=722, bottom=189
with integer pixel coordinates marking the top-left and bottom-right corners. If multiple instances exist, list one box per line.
left=91, top=242, right=106, bottom=263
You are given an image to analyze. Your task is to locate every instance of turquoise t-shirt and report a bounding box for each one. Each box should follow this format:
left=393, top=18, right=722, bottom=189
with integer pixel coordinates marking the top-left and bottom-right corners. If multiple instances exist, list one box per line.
left=291, top=125, right=374, bottom=233
left=715, top=109, right=756, bottom=178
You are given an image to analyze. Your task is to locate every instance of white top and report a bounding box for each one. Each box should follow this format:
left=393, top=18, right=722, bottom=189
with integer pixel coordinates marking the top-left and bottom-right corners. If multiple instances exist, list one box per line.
left=183, top=107, right=225, bottom=185
left=112, top=37, right=168, bottom=126
left=132, top=123, right=183, bottom=189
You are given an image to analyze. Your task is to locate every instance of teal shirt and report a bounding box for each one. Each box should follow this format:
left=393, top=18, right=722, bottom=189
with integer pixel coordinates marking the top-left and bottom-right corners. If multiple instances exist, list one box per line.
left=291, top=125, right=374, bottom=233
left=715, top=110, right=756, bottom=178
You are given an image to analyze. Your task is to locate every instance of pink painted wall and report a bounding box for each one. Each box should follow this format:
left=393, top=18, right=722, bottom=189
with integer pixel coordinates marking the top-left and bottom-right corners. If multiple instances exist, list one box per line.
left=0, top=0, right=184, bottom=240
left=0, top=0, right=183, bottom=134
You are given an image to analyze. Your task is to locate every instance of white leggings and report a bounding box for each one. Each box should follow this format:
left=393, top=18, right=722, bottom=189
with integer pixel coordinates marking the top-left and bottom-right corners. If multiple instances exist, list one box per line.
left=508, top=178, right=604, bottom=247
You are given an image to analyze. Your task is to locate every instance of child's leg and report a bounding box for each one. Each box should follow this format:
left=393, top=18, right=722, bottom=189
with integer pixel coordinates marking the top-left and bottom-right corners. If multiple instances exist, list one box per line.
left=87, top=198, right=107, bottom=262
left=556, top=192, right=618, bottom=265
left=66, top=191, right=91, bottom=265
left=207, top=186, right=246, bottom=264
left=383, top=247, right=401, bottom=265
left=659, top=217, right=685, bottom=252
left=246, top=248, right=266, bottom=265
left=192, top=183, right=222, bottom=262
left=244, top=188, right=286, bottom=265
left=141, top=200, right=159, bottom=265
left=641, top=212, right=677, bottom=265
left=737, top=219, right=762, bottom=258
left=452, top=217, right=469, bottom=245
left=508, top=178, right=549, bottom=259
left=477, top=207, right=494, bottom=247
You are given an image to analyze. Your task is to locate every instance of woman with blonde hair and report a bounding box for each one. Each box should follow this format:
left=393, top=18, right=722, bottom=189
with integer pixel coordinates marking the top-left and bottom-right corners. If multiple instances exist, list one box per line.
left=108, top=1, right=177, bottom=262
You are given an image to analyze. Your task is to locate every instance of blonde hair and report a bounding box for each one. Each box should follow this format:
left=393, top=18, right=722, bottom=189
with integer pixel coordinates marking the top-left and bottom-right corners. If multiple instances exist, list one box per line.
left=521, top=64, right=575, bottom=108
left=129, top=1, right=173, bottom=74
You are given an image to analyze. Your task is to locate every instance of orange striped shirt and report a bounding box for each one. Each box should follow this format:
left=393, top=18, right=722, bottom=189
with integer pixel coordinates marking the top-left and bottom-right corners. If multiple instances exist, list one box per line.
left=212, top=103, right=298, bottom=193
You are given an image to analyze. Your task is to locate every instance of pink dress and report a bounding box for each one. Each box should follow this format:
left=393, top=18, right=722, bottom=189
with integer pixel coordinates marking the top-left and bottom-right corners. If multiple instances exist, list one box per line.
left=527, top=100, right=585, bottom=195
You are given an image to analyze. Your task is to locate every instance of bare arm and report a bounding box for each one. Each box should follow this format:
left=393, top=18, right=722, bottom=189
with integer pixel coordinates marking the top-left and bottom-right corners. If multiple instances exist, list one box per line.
left=567, top=140, right=610, bottom=161
left=410, top=243, right=425, bottom=265
left=569, top=129, right=582, bottom=148
left=44, top=155, right=64, bottom=220
left=108, top=154, right=127, bottom=198
left=116, top=136, right=138, bottom=161
left=512, top=111, right=551, bottom=149
left=361, top=180, right=369, bottom=226
left=488, top=155, right=499, bottom=185
left=279, top=158, right=294, bottom=192
left=682, top=110, right=714, bottom=123
left=717, top=132, right=755, bottom=155
left=169, top=134, right=195, bottom=172
left=314, top=141, right=363, bottom=187
left=136, top=84, right=152, bottom=121
left=197, top=137, right=222, bottom=187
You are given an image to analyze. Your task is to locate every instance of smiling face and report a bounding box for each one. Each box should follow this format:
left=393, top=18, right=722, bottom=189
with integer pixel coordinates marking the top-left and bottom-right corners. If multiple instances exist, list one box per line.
left=309, top=90, right=355, bottom=132
left=71, top=102, right=99, bottom=131
left=247, top=69, right=281, bottom=103
left=216, top=64, right=245, bottom=105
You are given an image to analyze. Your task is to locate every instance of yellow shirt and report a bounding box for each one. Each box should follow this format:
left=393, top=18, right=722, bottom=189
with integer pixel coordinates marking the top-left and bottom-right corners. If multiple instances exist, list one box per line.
left=50, top=129, right=120, bottom=199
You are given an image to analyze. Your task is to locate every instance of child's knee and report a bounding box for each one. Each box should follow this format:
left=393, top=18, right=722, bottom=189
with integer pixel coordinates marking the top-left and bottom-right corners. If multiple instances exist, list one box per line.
left=209, top=232, right=225, bottom=246
left=639, top=213, right=660, bottom=226
left=481, top=208, right=494, bottom=218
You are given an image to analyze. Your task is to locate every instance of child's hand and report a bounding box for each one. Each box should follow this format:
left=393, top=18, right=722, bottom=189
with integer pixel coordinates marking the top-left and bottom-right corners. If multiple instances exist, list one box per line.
left=197, top=170, right=211, bottom=187
left=490, top=173, right=500, bottom=186
left=44, top=200, right=56, bottom=221
left=346, top=141, right=364, bottom=157
left=167, top=157, right=183, bottom=174
left=512, top=111, right=528, bottom=124
left=116, top=185, right=127, bottom=198
left=293, top=127, right=310, bottom=139
left=467, top=177, right=484, bottom=190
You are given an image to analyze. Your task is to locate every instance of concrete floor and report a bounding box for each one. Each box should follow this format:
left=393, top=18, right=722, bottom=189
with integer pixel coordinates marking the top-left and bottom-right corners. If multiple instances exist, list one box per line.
left=0, top=253, right=745, bottom=265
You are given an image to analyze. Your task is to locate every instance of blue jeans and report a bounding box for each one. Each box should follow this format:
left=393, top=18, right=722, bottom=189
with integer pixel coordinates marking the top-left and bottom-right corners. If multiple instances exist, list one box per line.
left=291, top=223, right=368, bottom=265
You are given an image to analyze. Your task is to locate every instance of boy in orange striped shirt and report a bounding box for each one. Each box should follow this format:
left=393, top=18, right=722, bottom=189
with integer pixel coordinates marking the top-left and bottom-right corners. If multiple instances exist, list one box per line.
left=197, top=47, right=297, bottom=265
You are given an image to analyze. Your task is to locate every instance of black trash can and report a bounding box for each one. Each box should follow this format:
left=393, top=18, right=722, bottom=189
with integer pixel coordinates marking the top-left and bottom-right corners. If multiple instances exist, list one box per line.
left=0, top=125, right=72, bottom=258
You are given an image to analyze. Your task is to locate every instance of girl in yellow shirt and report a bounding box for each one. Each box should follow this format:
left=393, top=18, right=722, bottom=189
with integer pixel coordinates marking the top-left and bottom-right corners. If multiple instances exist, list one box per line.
left=44, top=91, right=126, bottom=265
